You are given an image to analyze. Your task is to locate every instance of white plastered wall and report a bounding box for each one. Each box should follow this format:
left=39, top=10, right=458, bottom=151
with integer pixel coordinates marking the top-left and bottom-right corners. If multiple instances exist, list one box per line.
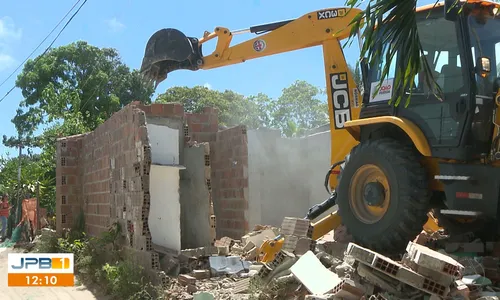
left=147, top=124, right=184, bottom=253
left=149, top=165, right=182, bottom=252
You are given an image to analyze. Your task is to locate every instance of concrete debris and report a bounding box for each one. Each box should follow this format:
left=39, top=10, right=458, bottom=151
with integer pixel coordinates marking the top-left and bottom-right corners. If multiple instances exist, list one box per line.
left=208, top=256, right=251, bottom=276
left=290, top=250, right=343, bottom=295
left=166, top=215, right=500, bottom=299
left=241, top=228, right=277, bottom=249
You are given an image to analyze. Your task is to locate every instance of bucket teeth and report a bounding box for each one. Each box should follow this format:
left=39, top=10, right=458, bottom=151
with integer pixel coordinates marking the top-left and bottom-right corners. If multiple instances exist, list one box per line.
left=140, top=28, right=203, bottom=87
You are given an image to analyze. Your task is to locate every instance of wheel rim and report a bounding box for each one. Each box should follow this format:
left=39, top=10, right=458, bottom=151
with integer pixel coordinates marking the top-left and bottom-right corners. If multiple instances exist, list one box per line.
left=348, top=164, right=391, bottom=224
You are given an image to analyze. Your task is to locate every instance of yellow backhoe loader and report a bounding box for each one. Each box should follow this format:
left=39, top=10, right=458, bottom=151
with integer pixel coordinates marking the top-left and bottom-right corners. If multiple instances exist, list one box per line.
left=140, top=0, right=500, bottom=255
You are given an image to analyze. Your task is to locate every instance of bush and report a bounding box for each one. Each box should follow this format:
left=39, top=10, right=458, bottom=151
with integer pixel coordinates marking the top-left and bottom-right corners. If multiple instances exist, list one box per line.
left=33, top=222, right=162, bottom=299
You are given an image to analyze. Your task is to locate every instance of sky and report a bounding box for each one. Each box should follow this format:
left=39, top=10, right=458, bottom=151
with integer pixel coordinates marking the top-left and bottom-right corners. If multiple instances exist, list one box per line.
left=0, top=0, right=438, bottom=156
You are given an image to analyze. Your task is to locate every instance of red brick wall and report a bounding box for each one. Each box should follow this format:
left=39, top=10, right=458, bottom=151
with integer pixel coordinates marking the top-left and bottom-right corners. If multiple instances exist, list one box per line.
left=210, top=125, right=249, bottom=239
left=56, top=102, right=232, bottom=249
left=185, top=107, right=218, bottom=143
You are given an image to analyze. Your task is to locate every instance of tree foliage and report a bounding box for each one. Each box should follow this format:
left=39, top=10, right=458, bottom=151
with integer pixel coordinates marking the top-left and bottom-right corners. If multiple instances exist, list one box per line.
left=156, top=80, right=328, bottom=137
left=15, top=41, right=155, bottom=131
left=1, top=41, right=155, bottom=213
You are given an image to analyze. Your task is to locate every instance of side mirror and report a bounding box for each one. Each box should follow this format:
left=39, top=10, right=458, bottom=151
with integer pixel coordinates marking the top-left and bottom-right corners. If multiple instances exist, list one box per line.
left=444, top=0, right=460, bottom=21
left=476, top=56, right=491, bottom=77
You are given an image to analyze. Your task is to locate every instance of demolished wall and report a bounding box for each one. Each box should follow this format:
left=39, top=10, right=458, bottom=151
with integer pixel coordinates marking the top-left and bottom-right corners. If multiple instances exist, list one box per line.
left=56, top=103, right=217, bottom=267
left=56, top=101, right=332, bottom=253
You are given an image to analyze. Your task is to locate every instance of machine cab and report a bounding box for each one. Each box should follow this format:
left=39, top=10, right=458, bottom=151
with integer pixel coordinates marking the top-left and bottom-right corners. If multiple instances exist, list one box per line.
left=361, top=0, right=500, bottom=161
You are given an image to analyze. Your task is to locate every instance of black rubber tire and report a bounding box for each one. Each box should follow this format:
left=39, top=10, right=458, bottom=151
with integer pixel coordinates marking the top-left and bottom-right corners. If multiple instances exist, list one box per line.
left=336, top=138, right=431, bottom=254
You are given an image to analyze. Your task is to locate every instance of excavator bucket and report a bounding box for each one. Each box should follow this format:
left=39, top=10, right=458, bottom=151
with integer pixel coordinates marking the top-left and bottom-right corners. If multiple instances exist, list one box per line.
left=140, top=28, right=203, bottom=88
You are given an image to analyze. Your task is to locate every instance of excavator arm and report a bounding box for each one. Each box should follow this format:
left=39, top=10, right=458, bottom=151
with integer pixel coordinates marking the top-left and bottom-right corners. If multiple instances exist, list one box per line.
left=140, top=7, right=363, bottom=87
left=140, top=7, right=367, bottom=263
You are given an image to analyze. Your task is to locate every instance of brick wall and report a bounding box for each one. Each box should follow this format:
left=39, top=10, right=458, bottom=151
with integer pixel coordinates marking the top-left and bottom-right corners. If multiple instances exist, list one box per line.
left=210, top=125, right=249, bottom=239
left=56, top=135, right=85, bottom=232
left=56, top=103, right=160, bottom=270
left=56, top=102, right=227, bottom=258
left=185, top=107, right=218, bottom=143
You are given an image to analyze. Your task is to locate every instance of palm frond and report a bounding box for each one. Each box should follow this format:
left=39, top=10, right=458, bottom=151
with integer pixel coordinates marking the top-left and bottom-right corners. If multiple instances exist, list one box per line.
left=345, top=0, right=446, bottom=107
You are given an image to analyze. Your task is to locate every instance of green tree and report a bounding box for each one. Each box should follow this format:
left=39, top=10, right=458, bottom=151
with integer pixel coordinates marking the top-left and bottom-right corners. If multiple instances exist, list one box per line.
left=156, top=86, right=264, bottom=128
left=5, top=41, right=155, bottom=212
left=271, top=80, right=329, bottom=137
left=156, top=81, right=328, bottom=137
left=15, top=41, right=155, bottom=131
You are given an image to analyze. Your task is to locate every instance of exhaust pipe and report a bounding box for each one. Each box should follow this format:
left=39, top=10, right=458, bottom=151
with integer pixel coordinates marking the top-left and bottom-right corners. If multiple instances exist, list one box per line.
left=140, top=28, right=204, bottom=88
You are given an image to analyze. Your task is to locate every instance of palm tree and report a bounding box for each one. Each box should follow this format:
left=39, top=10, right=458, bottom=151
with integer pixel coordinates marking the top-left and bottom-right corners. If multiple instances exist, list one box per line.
left=344, top=0, right=452, bottom=106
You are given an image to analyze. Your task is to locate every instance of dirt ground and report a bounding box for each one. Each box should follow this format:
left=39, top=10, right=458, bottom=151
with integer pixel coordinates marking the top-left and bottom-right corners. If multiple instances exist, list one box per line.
left=0, top=248, right=110, bottom=300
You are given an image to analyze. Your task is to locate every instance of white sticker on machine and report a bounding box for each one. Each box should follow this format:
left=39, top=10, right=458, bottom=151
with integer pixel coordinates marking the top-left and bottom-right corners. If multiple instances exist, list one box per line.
left=369, top=78, right=394, bottom=103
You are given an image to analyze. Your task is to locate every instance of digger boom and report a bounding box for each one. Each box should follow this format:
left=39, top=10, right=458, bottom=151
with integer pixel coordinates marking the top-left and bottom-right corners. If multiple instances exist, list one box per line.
left=140, top=7, right=362, bottom=90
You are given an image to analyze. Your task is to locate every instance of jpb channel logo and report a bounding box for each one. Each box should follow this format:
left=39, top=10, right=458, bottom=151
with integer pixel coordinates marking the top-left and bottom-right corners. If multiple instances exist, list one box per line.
left=8, top=253, right=74, bottom=287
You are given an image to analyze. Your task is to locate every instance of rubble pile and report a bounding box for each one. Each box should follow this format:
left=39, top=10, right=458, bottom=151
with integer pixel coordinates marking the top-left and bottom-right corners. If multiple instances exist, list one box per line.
left=163, top=218, right=500, bottom=300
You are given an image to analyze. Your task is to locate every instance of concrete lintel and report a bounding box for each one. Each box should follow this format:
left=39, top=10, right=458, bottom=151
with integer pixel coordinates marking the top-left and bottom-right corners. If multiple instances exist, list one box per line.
left=151, top=163, right=186, bottom=170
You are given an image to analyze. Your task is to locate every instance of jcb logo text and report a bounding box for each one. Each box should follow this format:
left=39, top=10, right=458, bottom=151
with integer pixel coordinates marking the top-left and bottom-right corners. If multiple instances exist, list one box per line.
left=330, top=73, right=351, bottom=129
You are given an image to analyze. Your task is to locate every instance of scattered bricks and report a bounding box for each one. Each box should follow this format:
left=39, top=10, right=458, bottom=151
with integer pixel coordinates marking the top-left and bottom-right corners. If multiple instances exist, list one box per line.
left=178, top=274, right=197, bottom=286
left=369, top=294, right=389, bottom=300
left=331, top=277, right=367, bottom=299
left=290, top=251, right=343, bottom=295
left=186, top=284, right=198, bottom=294
left=305, top=295, right=335, bottom=300
left=245, top=247, right=257, bottom=261
left=282, top=235, right=299, bottom=253
left=241, top=229, right=276, bottom=249
left=413, top=230, right=430, bottom=245
left=217, top=246, right=230, bottom=256
left=233, top=278, right=251, bottom=294
left=281, top=217, right=311, bottom=237
left=316, top=251, right=343, bottom=269
left=204, top=246, right=219, bottom=256
left=192, top=270, right=211, bottom=280
left=231, top=244, right=245, bottom=255
left=451, top=280, right=470, bottom=299
left=214, top=237, right=234, bottom=248
left=182, top=247, right=206, bottom=258
left=257, top=263, right=273, bottom=279
left=295, top=237, right=317, bottom=256
left=268, top=250, right=296, bottom=270
left=347, top=243, right=450, bottom=297
left=406, top=241, right=464, bottom=278
left=317, top=240, right=348, bottom=259
left=402, top=256, right=455, bottom=286
left=356, top=264, right=401, bottom=296
left=242, top=241, right=256, bottom=253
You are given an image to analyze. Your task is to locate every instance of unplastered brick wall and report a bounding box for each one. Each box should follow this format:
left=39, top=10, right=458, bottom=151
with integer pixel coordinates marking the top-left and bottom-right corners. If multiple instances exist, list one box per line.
left=210, top=125, right=249, bottom=239
left=56, top=103, right=160, bottom=271
left=185, top=107, right=219, bottom=143
left=56, top=135, right=85, bottom=231
left=57, top=102, right=221, bottom=254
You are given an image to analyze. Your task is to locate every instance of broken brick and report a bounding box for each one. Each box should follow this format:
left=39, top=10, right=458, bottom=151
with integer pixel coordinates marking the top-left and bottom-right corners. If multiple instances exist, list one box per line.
left=178, top=274, right=197, bottom=286
left=192, top=269, right=210, bottom=280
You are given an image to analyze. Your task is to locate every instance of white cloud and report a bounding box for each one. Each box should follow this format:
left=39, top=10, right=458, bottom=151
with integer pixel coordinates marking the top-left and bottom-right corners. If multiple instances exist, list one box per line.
left=105, top=18, right=125, bottom=33
left=0, top=16, right=22, bottom=40
left=0, top=16, right=21, bottom=73
left=0, top=53, right=15, bottom=71
left=203, top=83, right=212, bottom=89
